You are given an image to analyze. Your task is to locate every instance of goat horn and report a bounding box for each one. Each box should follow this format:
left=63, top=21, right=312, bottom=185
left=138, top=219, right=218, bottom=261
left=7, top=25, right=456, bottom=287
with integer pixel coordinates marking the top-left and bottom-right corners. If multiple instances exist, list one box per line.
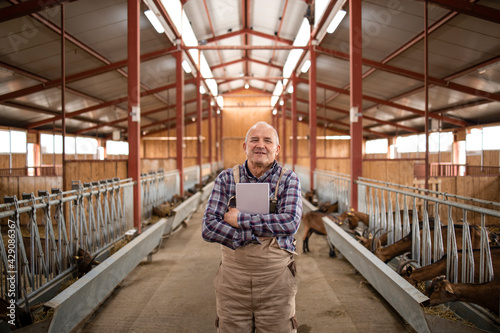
left=396, top=258, right=417, bottom=275
left=371, top=228, right=384, bottom=252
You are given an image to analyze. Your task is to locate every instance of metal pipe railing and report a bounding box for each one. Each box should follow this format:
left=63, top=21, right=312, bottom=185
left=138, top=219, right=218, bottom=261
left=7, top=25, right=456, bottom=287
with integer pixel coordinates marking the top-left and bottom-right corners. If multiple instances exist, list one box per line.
left=0, top=178, right=134, bottom=304
left=309, top=169, right=500, bottom=285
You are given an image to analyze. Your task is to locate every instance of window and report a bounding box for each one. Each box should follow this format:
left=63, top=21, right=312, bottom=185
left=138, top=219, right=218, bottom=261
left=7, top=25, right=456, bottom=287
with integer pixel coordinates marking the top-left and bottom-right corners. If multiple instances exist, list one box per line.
left=429, top=132, right=453, bottom=152
left=76, top=137, right=98, bottom=155
left=483, top=126, right=500, bottom=150
left=106, top=140, right=129, bottom=155
left=65, top=136, right=76, bottom=154
left=365, top=138, right=388, bottom=154
left=396, top=135, right=421, bottom=153
left=0, top=130, right=10, bottom=153
left=466, top=128, right=482, bottom=152
left=10, top=131, right=26, bottom=153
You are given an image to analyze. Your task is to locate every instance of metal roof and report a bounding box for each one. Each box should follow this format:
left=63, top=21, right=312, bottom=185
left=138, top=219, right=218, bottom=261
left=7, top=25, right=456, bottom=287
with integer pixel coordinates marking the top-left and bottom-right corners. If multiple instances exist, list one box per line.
left=0, top=0, right=499, bottom=139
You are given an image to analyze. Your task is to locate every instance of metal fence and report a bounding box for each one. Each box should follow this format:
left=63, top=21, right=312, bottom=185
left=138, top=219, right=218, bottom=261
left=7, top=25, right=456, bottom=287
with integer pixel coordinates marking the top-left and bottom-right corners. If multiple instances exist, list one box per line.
left=0, top=178, right=134, bottom=304
left=307, top=170, right=500, bottom=285
left=0, top=163, right=217, bottom=309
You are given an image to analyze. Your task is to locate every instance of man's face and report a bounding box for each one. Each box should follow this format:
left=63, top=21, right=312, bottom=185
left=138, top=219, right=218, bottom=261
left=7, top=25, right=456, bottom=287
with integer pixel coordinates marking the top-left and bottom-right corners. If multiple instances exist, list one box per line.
left=243, top=124, right=281, bottom=168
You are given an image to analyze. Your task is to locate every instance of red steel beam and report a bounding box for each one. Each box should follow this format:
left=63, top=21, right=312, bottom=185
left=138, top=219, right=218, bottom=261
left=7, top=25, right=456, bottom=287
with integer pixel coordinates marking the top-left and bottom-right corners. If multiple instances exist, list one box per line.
left=425, top=0, right=500, bottom=24
left=350, top=0, right=363, bottom=211
left=176, top=50, right=185, bottom=195
left=309, top=36, right=317, bottom=190
left=0, top=0, right=76, bottom=23
left=127, top=0, right=141, bottom=232
left=298, top=77, right=470, bottom=128
left=204, top=28, right=293, bottom=45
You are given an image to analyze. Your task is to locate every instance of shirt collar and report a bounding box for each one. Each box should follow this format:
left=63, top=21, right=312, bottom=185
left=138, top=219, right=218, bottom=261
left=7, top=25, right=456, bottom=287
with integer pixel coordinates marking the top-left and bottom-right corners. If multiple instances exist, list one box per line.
left=243, top=160, right=278, bottom=181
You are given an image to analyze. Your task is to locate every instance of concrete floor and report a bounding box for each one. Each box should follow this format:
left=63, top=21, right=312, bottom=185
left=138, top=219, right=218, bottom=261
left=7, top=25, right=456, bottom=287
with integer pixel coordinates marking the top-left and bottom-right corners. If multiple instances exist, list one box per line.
left=76, top=203, right=415, bottom=333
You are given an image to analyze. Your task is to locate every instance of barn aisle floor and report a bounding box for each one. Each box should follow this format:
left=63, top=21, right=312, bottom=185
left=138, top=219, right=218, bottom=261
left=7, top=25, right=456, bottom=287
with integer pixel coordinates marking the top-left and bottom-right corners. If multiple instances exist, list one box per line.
left=76, top=202, right=414, bottom=333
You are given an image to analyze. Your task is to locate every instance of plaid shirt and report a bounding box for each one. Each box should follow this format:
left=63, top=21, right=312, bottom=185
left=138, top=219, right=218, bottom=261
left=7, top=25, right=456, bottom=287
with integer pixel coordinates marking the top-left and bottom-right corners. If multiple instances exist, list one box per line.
left=202, top=160, right=302, bottom=253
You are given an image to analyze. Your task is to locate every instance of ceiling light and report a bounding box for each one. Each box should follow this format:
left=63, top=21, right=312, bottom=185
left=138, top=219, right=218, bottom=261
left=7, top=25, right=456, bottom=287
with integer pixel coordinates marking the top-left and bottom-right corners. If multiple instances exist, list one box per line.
left=327, top=9, right=346, bottom=34
left=182, top=60, right=192, bottom=73
left=244, top=83, right=249, bottom=89
left=279, top=100, right=284, bottom=106
left=301, top=59, right=311, bottom=73
left=191, top=117, right=196, bottom=122
left=288, top=86, right=294, bottom=94
left=298, top=116, right=303, bottom=121
left=272, top=109, right=277, bottom=115
left=199, top=86, right=206, bottom=94
left=144, top=10, right=165, bottom=34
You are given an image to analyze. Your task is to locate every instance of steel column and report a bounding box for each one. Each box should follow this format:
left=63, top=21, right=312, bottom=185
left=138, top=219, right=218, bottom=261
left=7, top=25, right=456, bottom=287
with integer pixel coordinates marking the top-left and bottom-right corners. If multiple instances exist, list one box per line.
left=208, top=98, right=213, bottom=173
left=281, top=96, right=287, bottom=166
left=127, top=0, right=141, bottom=232
left=291, top=73, right=297, bottom=172
left=61, top=4, right=66, bottom=191
left=350, top=0, right=363, bottom=210
left=309, top=37, right=317, bottom=191
left=197, top=65, right=203, bottom=185
left=176, top=51, right=185, bottom=195
left=424, top=1, right=430, bottom=190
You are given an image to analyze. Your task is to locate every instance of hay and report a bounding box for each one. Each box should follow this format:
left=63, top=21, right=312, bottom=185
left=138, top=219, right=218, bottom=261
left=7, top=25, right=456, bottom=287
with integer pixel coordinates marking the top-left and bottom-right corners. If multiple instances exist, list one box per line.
left=109, top=239, right=129, bottom=256
left=423, top=305, right=476, bottom=328
left=59, top=276, right=79, bottom=292
left=33, top=307, right=54, bottom=324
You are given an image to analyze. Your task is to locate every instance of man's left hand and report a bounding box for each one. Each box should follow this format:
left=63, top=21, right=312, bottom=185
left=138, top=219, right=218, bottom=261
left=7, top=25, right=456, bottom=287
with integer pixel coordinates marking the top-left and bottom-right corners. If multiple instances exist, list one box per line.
left=224, top=208, right=240, bottom=228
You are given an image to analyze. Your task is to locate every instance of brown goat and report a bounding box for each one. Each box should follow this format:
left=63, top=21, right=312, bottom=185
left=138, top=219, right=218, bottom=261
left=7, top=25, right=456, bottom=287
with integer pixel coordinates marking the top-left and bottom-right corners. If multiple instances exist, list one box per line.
left=375, top=224, right=483, bottom=263
left=401, top=247, right=500, bottom=285
left=74, top=248, right=100, bottom=278
left=426, top=276, right=500, bottom=316
left=302, top=211, right=336, bottom=257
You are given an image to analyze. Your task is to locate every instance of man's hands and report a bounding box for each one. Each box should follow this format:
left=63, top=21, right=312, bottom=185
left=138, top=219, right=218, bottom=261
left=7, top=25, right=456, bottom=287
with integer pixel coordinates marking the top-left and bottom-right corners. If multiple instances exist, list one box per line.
left=224, top=208, right=240, bottom=228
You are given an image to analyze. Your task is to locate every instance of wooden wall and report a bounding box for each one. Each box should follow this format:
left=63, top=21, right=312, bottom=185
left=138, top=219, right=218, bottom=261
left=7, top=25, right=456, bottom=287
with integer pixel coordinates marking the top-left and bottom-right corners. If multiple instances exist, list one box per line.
left=222, top=90, right=273, bottom=169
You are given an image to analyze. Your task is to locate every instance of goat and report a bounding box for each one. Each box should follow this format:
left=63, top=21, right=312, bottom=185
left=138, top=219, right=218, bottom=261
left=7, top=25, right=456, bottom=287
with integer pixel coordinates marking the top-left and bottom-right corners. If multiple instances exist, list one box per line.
left=399, top=247, right=500, bottom=285
left=74, top=248, right=100, bottom=278
left=317, top=201, right=338, bottom=214
left=304, top=190, right=319, bottom=206
left=425, top=276, right=500, bottom=316
left=375, top=224, right=483, bottom=263
left=302, top=211, right=336, bottom=257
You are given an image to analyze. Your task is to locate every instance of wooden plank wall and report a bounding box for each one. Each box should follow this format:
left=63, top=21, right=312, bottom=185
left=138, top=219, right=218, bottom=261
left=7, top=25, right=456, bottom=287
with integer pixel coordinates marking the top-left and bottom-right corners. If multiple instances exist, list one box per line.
left=222, top=90, right=272, bottom=169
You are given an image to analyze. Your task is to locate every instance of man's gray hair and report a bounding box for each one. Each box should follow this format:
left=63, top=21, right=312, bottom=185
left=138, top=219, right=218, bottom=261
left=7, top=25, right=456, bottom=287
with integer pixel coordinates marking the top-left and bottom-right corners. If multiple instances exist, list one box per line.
left=245, top=121, right=280, bottom=146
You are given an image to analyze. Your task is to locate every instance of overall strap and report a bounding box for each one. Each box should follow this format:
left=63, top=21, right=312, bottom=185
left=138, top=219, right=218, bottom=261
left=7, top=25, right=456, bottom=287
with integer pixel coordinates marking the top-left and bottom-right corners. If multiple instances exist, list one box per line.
left=274, top=167, right=288, bottom=200
left=232, top=165, right=240, bottom=184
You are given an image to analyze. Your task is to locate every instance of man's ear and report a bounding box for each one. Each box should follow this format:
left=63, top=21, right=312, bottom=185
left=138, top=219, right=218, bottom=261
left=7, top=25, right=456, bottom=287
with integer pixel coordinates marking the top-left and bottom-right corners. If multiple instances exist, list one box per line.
left=275, top=144, right=281, bottom=156
left=243, top=142, right=247, bottom=153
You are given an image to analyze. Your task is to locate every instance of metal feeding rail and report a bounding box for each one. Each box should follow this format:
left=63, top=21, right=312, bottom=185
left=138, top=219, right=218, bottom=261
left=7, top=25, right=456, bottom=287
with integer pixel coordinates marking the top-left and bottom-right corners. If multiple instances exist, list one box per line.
left=308, top=170, right=500, bottom=331
left=0, top=178, right=134, bottom=306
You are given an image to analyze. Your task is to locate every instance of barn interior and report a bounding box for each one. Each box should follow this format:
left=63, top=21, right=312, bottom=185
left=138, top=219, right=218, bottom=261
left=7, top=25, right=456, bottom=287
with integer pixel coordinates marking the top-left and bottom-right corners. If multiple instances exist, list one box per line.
left=0, top=0, right=500, bottom=332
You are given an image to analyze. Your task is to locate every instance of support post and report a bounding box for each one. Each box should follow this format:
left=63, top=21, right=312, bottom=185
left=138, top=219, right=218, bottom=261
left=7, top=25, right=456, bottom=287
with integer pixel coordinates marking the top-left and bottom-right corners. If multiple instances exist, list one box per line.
left=281, top=96, right=287, bottom=166
left=61, top=4, right=66, bottom=190
left=349, top=0, right=363, bottom=211
left=424, top=1, right=430, bottom=190
left=127, top=0, right=141, bottom=232
left=208, top=97, right=213, bottom=173
left=309, top=38, right=317, bottom=191
left=292, top=73, right=298, bottom=172
left=196, top=66, right=202, bottom=185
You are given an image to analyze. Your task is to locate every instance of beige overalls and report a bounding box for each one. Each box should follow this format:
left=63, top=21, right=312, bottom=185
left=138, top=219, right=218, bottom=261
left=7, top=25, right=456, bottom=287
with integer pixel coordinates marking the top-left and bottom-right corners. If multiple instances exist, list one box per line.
left=214, top=165, right=298, bottom=333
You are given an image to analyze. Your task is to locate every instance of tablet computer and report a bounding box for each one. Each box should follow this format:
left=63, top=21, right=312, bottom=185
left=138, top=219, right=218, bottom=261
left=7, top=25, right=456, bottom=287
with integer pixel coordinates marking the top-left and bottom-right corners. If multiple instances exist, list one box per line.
left=236, top=183, right=269, bottom=214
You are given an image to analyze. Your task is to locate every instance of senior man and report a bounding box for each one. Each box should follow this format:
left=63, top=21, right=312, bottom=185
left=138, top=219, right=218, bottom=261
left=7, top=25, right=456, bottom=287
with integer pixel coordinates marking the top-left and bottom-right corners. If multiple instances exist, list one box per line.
left=202, top=121, right=302, bottom=332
